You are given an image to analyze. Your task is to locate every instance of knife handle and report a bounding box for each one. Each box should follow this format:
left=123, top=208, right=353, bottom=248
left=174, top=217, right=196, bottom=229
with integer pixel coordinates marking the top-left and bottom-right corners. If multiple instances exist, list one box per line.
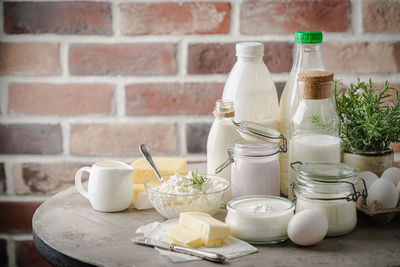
left=170, top=244, right=226, bottom=263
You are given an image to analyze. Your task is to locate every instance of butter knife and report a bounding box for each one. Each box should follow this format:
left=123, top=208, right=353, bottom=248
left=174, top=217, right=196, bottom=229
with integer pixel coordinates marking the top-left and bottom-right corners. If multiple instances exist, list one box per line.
left=132, top=237, right=226, bottom=263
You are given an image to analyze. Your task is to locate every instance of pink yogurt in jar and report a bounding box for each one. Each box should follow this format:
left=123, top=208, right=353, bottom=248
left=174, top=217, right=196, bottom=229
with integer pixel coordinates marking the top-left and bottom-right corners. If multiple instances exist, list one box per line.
left=230, top=140, right=281, bottom=198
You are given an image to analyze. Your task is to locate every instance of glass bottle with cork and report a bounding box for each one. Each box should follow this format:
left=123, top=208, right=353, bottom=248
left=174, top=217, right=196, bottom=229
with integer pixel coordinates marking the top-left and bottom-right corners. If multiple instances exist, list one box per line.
left=288, top=70, right=340, bottom=200
left=279, top=31, right=325, bottom=196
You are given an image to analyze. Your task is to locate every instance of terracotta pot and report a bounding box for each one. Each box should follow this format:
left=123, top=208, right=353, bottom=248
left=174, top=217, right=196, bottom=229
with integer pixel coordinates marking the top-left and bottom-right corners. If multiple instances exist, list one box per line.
left=341, top=147, right=393, bottom=176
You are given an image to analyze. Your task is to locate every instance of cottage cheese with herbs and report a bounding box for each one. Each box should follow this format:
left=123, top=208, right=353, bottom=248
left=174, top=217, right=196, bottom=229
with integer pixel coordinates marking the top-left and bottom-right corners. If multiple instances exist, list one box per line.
left=147, top=172, right=229, bottom=219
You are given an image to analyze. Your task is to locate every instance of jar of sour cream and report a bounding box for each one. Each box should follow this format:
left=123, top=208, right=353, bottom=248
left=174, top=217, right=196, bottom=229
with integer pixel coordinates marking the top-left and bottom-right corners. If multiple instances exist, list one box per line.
left=291, top=162, right=367, bottom=236
left=225, top=196, right=294, bottom=244
left=216, top=121, right=287, bottom=199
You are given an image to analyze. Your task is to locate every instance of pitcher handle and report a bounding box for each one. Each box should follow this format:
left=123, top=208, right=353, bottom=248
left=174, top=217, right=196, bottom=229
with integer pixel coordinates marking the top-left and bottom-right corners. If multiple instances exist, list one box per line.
left=75, top=167, right=91, bottom=199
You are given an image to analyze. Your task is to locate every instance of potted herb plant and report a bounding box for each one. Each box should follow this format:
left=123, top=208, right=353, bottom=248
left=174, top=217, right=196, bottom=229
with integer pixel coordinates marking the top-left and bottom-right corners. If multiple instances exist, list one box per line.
left=334, top=79, right=400, bottom=175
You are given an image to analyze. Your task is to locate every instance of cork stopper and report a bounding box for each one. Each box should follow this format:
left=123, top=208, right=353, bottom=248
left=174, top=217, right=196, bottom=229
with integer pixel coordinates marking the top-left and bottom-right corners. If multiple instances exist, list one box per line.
left=297, top=71, right=334, bottom=99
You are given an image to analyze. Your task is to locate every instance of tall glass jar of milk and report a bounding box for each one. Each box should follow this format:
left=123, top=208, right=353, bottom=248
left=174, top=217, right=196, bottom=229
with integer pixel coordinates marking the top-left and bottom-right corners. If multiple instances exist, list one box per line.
left=222, top=42, right=279, bottom=130
left=207, top=100, right=241, bottom=183
left=288, top=71, right=340, bottom=200
left=279, top=31, right=324, bottom=196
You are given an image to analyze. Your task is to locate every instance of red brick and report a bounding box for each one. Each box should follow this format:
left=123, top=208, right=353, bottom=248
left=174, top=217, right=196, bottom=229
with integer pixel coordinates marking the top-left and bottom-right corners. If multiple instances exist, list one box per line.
left=0, top=124, right=62, bottom=154
left=0, top=201, right=42, bottom=232
left=69, top=43, right=176, bottom=76
left=395, top=42, right=400, bottom=71
left=120, top=2, right=230, bottom=35
left=188, top=42, right=293, bottom=74
left=70, top=123, right=177, bottom=156
left=186, top=123, right=212, bottom=154
left=322, top=42, right=399, bottom=74
left=240, top=0, right=349, bottom=34
left=16, top=240, right=51, bottom=267
left=9, top=83, right=113, bottom=115
left=0, top=163, right=5, bottom=194
left=126, top=83, right=223, bottom=115
left=0, top=42, right=60, bottom=76
left=4, top=2, right=111, bottom=35
left=0, top=239, right=8, bottom=266
left=14, top=162, right=89, bottom=195
left=363, top=0, right=400, bottom=33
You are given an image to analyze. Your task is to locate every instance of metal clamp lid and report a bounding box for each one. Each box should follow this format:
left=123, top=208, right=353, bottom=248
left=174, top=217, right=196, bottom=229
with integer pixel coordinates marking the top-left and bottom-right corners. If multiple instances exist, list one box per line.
left=233, top=120, right=287, bottom=152
left=290, top=161, right=367, bottom=202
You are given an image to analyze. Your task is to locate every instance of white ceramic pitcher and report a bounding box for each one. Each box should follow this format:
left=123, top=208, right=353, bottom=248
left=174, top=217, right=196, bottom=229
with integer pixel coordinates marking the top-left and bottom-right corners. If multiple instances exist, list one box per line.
left=75, top=161, right=134, bottom=212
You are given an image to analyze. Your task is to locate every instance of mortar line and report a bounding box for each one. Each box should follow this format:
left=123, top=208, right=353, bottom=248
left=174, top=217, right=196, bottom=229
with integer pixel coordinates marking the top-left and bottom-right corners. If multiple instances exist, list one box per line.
left=61, top=121, right=70, bottom=155
left=352, top=0, right=363, bottom=35
left=59, top=42, right=69, bottom=77
left=7, top=237, right=16, bottom=267
left=4, top=162, right=15, bottom=196
left=0, top=80, right=9, bottom=118
left=115, top=82, right=126, bottom=116
left=230, top=0, right=241, bottom=36
left=178, top=122, right=187, bottom=156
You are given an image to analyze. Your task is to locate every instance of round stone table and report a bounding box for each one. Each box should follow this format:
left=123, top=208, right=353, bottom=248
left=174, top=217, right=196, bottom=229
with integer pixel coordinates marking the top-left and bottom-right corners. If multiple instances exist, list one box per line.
left=33, top=185, right=400, bottom=266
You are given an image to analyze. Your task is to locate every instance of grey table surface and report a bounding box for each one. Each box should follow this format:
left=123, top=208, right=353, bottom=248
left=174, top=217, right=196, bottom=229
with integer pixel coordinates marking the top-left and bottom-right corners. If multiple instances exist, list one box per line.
left=33, top=165, right=400, bottom=267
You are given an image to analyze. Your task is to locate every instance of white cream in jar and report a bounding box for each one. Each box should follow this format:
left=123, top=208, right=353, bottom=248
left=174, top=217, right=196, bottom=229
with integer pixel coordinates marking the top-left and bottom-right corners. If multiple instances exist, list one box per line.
left=295, top=197, right=356, bottom=236
left=292, top=162, right=362, bottom=237
left=225, top=196, right=294, bottom=244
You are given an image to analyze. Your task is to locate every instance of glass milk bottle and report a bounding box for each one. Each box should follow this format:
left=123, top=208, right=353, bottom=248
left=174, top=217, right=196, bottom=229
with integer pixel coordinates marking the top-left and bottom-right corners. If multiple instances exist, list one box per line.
left=222, top=42, right=279, bottom=129
left=288, top=71, right=340, bottom=199
left=279, top=31, right=324, bottom=196
left=207, top=100, right=241, bottom=182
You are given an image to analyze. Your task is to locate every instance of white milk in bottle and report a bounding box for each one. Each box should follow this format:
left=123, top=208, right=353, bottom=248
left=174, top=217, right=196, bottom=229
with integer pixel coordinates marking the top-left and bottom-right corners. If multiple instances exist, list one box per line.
left=279, top=31, right=325, bottom=196
left=289, top=71, right=340, bottom=200
left=222, top=42, right=279, bottom=129
left=207, top=100, right=241, bottom=182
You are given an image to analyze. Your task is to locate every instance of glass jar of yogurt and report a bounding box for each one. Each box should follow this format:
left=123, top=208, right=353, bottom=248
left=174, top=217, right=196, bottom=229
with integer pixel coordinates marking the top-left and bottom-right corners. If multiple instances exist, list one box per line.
left=225, top=196, right=294, bottom=244
left=291, top=162, right=367, bottom=237
left=216, top=122, right=287, bottom=198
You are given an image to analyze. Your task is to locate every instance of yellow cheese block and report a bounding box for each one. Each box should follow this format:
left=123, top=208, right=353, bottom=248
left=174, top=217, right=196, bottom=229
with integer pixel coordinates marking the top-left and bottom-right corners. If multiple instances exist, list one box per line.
left=180, top=212, right=231, bottom=244
left=166, top=224, right=202, bottom=248
left=133, top=183, right=145, bottom=202
left=130, top=157, right=187, bottom=184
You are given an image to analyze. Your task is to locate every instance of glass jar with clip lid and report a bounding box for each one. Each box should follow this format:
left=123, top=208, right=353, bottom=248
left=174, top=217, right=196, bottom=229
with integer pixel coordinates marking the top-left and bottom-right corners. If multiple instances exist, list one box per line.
left=216, top=121, right=287, bottom=199
left=291, top=161, right=367, bottom=236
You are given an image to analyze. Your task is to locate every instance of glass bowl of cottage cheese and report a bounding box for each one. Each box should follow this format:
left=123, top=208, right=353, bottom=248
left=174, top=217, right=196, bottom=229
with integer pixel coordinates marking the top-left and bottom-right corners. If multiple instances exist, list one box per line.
left=145, top=171, right=230, bottom=219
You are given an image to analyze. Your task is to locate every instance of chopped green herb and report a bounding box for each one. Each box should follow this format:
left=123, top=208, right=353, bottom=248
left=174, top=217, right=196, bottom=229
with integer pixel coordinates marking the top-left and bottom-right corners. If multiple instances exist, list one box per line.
left=183, top=172, right=208, bottom=190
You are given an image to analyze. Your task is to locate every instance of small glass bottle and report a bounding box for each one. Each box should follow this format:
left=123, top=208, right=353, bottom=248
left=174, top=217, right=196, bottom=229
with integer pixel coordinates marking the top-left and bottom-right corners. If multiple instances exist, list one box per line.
left=288, top=70, right=340, bottom=200
left=207, top=100, right=241, bottom=182
left=279, top=31, right=325, bottom=196
left=291, top=162, right=366, bottom=236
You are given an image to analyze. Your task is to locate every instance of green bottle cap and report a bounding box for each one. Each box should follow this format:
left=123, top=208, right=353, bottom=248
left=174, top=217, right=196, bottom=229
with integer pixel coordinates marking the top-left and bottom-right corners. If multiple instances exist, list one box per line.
left=295, top=31, right=323, bottom=44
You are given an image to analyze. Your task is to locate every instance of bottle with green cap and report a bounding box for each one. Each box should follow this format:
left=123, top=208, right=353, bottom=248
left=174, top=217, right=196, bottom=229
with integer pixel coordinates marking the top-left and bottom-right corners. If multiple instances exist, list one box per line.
left=278, top=30, right=325, bottom=197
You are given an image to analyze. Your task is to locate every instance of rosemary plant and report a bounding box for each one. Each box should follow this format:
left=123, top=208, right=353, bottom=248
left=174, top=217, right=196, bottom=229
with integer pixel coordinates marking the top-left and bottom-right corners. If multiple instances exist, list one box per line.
left=334, top=79, right=400, bottom=152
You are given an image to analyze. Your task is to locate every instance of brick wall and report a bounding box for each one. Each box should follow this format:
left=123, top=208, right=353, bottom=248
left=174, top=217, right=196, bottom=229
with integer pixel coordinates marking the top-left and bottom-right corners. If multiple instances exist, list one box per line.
left=0, top=0, right=399, bottom=265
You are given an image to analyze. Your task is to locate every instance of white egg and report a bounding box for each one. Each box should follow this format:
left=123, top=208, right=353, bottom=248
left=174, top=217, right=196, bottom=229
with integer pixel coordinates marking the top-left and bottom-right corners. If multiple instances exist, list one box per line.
left=367, top=179, right=399, bottom=209
left=357, top=171, right=379, bottom=192
left=397, top=182, right=400, bottom=193
left=287, top=209, right=328, bottom=246
left=381, top=167, right=400, bottom=186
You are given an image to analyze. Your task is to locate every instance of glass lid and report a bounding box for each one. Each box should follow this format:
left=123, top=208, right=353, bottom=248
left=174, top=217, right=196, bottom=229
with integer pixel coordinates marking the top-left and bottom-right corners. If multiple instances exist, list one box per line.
left=233, top=121, right=282, bottom=143
left=292, top=162, right=356, bottom=182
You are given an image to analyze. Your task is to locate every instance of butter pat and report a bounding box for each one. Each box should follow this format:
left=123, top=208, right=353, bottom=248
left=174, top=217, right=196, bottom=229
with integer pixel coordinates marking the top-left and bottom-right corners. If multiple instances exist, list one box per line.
left=180, top=212, right=231, bottom=244
left=130, top=158, right=187, bottom=184
left=166, top=224, right=202, bottom=248
left=204, top=238, right=224, bottom=248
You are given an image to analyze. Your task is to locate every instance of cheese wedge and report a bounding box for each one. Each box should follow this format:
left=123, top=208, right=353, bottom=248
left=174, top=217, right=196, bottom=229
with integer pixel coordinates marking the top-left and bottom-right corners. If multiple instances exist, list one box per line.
left=166, top=224, right=202, bottom=248
left=133, top=183, right=145, bottom=202
left=130, top=158, right=187, bottom=184
left=179, top=212, right=231, bottom=244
